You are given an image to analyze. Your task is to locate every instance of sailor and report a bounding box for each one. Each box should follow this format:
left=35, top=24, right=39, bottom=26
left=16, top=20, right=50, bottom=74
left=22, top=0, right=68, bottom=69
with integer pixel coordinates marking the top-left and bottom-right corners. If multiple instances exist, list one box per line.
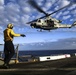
left=3, top=23, right=25, bottom=68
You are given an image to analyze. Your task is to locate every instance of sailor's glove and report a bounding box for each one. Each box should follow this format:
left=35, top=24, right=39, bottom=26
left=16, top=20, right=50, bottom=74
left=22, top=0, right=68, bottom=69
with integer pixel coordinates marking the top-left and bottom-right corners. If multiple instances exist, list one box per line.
left=21, top=34, right=26, bottom=37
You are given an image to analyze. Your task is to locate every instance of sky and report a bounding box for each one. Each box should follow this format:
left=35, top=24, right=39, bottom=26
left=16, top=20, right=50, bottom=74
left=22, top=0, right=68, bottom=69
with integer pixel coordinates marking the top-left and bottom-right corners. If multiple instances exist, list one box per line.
left=0, top=0, right=76, bottom=51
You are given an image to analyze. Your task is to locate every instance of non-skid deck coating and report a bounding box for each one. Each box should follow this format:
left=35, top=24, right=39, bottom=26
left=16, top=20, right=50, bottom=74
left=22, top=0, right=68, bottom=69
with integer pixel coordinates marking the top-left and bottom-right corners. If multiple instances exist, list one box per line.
left=0, top=56, right=76, bottom=75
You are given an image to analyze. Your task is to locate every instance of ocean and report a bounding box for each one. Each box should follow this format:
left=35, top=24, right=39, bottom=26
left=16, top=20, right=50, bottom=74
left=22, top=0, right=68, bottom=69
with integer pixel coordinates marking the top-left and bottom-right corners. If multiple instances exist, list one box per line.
left=1, top=49, right=76, bottom=62
left=17, top=49, right=76, bottom=62
left=19, top=49, right=76, bottom=57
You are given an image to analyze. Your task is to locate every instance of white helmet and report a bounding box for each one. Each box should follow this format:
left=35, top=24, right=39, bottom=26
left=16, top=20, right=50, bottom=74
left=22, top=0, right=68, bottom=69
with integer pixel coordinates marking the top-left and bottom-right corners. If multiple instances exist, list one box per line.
left=7, top=23, right=13, bottom=29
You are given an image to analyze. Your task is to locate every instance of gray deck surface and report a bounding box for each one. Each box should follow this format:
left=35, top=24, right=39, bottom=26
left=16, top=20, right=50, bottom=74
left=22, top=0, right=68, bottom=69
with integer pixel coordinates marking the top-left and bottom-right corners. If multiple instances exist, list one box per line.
left=0, top=56, right=76, bottom=75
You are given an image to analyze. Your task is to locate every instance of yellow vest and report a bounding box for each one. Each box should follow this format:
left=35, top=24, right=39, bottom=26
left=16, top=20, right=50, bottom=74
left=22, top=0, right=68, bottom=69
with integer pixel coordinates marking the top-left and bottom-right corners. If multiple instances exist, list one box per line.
left=4, top=28, right=21, bottom=41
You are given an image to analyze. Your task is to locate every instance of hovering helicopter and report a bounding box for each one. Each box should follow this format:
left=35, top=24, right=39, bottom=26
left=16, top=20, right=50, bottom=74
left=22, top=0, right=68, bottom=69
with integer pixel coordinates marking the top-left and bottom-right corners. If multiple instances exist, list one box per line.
left=26, top=0, right=76, bottom=31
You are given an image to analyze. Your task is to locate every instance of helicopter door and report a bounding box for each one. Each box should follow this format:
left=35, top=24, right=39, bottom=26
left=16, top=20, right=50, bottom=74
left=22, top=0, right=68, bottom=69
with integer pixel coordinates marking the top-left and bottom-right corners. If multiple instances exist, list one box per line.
left=50, top=20, right=54, bottom=27
left=47, top=20, right=54, bottom=27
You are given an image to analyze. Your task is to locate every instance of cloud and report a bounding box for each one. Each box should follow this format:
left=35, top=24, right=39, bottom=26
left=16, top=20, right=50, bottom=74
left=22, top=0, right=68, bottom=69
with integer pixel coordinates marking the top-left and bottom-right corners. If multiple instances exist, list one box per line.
left=0, top=0, right=75, bottom=29
left=62, top=11, right=70, bottom=15
left=71, top=10, right=76, bottom=15
left=19, top=38, right=76, bottom=50
left=68, top=4, right=76, bottom=10
left=59, top=0, right=70, bottom=7
left=0, top=0, right=4, bottom=5
left=55, top=12, right=62, bottom=19
left=0, top=0, right=76, bottom=47
left=0, top=26, right=3, bottom=35
left=0, top=5, right=4, bottom=14
left=62, top=15, right=71, bottom=20
left=70, top=19, right=74, bottom=21
left=44, top=1, right=52, bottom=11
left=54, top=6, right=60, bottom=11
left=22, top=6, right=31, bottom=13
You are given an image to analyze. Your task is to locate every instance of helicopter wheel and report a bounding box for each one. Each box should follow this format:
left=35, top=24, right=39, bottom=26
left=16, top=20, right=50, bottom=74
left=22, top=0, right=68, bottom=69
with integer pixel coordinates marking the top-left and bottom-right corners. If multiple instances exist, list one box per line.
left=31, top=26, right=35, bottom=28
left=48, top=30, right=50, bottom=32
left=40, top=29, right=42, bottom=32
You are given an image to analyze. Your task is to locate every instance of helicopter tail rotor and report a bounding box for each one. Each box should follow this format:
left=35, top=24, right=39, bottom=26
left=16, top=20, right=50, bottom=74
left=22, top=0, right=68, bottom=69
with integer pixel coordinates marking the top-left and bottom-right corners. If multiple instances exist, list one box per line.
left=72, top=21, right=76, bottom=27
left=69, top=21, right=76, bottom=28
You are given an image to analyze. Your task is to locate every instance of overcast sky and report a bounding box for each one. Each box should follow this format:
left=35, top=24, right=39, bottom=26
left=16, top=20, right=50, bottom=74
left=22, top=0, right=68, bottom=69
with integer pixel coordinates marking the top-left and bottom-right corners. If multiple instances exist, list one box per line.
left=0, top=0, right=76, bottom=51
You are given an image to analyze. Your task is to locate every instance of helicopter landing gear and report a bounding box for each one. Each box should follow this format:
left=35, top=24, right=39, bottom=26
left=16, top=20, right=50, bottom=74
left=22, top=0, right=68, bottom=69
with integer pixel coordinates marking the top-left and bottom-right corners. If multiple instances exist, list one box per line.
left=37, top=29, right=42, bottom=32
left=31, top=26, right=35, bottom=28
left=48, top=30, right=50, bottom=32
left=40, top=29, right=42, bottom=32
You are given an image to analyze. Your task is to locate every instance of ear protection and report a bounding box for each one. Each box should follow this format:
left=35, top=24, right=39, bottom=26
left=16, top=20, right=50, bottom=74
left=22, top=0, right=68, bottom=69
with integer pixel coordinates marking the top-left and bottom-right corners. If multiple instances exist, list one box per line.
left=7, top=24, right=13, bottom=29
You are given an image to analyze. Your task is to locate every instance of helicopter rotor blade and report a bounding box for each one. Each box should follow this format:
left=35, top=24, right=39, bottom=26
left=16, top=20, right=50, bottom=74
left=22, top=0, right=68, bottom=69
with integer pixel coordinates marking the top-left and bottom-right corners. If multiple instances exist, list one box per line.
left=26, top=2, right=75, bottom=24
left=28, top=0, right=48, bottom=15
left=37, top=3, right=73, bottom=19
left=47, top=3, right=72, bottom=16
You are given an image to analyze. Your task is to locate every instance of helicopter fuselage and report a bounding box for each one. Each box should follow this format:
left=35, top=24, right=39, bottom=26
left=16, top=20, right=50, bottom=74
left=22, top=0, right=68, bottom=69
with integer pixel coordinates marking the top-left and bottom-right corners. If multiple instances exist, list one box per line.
left=30, top=17, right=72, bottom=30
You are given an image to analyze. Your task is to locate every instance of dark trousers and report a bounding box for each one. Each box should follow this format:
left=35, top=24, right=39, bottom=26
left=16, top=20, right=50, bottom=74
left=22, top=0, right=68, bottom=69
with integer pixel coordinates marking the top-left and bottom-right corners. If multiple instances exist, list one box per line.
left=4, top=41, right=15, bottom=64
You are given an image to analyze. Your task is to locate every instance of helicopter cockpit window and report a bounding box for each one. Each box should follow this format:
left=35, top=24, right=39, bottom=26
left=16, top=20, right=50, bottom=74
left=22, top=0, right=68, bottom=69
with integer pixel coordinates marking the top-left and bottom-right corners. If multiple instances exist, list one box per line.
left=47, top=20, right=49, bottom=22
left=38, top=19, right=41, bottom=22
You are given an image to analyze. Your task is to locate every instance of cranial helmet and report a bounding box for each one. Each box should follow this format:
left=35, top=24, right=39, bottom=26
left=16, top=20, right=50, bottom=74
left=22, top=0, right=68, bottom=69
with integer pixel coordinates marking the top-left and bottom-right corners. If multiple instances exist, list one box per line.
left=7, top=23, right=13, bottom=29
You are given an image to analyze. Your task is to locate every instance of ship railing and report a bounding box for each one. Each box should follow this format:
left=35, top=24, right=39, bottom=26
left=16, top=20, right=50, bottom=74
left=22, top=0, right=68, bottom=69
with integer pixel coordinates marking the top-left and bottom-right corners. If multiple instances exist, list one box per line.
left=0, top=44, right=19, bottom=64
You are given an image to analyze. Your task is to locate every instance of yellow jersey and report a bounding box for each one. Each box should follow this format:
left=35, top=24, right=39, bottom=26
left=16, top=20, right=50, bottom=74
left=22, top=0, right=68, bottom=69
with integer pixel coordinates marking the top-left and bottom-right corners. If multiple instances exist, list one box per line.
left=4, top=28, right=21, bottom=41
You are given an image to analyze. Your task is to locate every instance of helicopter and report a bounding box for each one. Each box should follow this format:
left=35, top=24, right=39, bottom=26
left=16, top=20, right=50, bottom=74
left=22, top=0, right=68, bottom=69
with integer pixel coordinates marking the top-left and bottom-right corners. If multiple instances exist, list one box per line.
left=26, top=0, right=76, bottom=31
